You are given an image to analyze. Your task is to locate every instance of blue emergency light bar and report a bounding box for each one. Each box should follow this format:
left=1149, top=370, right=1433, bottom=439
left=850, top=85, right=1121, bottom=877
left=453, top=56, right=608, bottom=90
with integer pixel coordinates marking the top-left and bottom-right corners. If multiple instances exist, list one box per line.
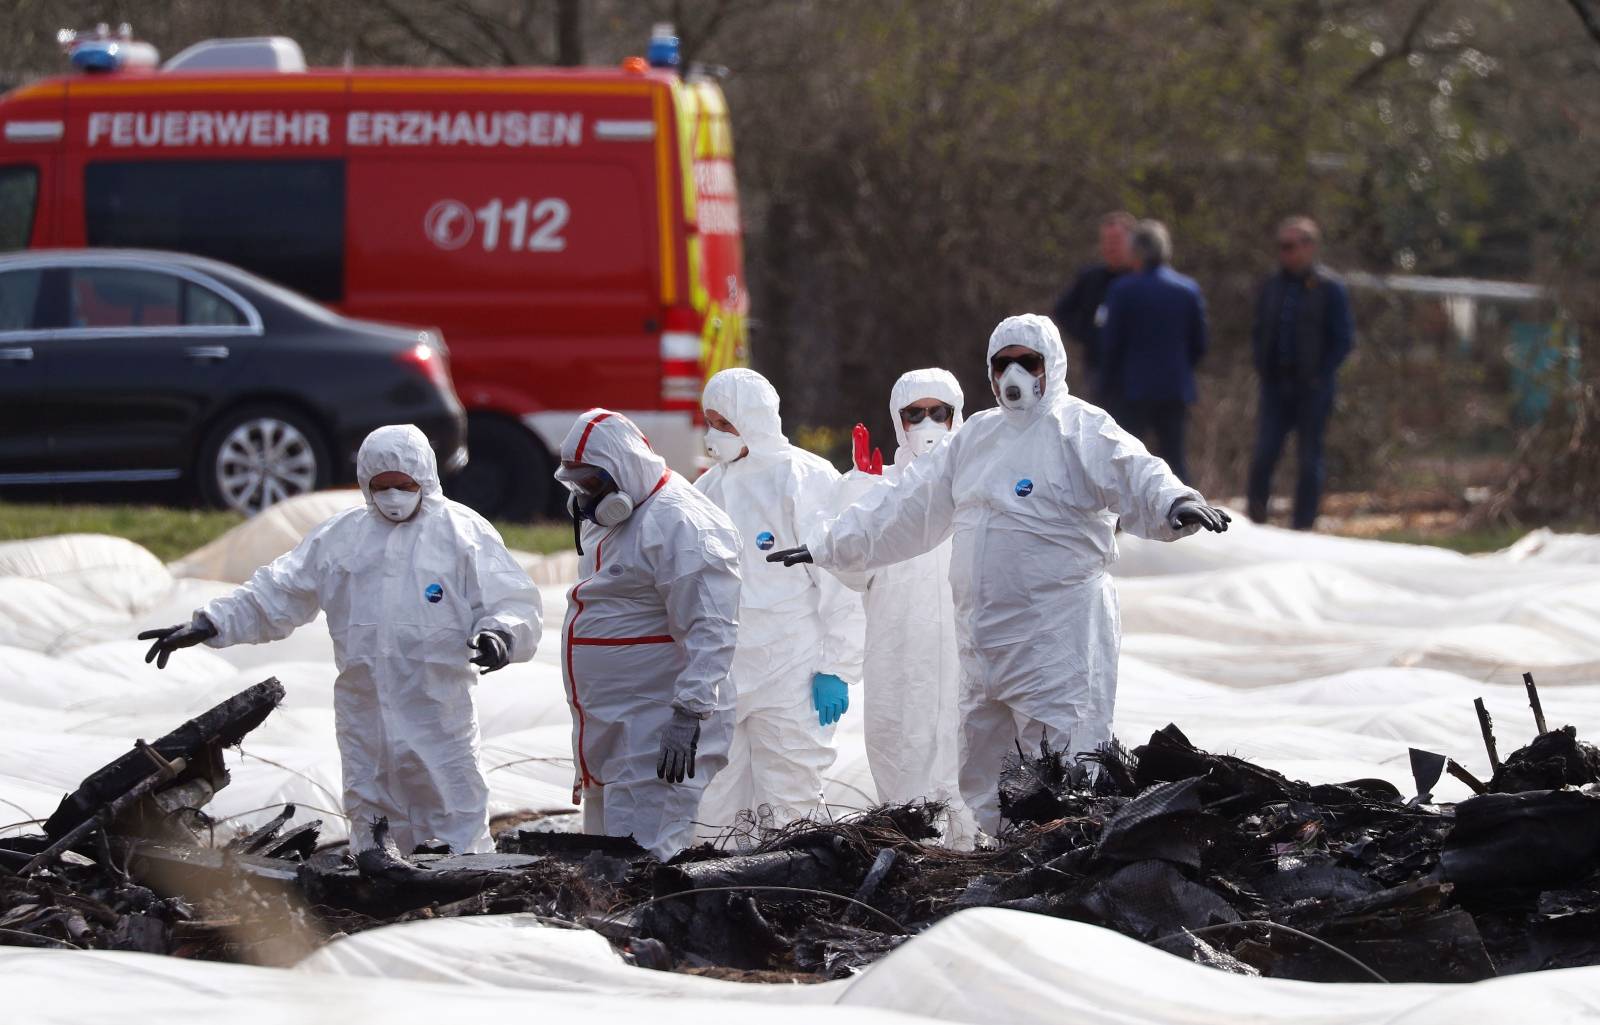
left=647, top=23, right=680, bottom=71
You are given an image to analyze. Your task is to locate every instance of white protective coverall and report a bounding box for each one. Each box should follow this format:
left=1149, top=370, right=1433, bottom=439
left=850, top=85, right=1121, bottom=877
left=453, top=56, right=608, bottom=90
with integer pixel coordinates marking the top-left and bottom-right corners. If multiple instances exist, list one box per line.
left=201, top=425, right=542, bottom=854
left=559, top=410, right=742, bottom=859
left=834, top=369, right=979, bottom=848
left=694, top=369, right=865, bottom=834
left=809, top=316, right=1201, bottom=833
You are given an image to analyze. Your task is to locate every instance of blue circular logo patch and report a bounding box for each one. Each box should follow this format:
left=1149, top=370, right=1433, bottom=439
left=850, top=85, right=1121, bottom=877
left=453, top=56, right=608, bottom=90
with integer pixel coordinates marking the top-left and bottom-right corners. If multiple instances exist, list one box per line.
left=756, top=531, right=776, bottom=551
left=424, top=583, right=444, bottom=604
left=1014, top=478, right=1034, bottom=497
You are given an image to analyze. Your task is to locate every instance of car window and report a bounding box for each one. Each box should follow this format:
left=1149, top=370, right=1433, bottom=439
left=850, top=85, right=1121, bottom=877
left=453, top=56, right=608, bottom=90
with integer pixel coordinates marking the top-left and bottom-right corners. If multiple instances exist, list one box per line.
left=184, top=282, right=245, bottom=327
left=0, top=268, right=42, bottom=330
left=68, top=268, right=182, bottom=329
left=0, top=166, right=38, bottom=252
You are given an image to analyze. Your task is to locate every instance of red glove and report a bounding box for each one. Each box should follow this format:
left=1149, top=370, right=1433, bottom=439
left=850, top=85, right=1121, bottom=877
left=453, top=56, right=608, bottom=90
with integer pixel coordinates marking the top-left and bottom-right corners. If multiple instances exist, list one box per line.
left=852, top=423, right=883, bottom=475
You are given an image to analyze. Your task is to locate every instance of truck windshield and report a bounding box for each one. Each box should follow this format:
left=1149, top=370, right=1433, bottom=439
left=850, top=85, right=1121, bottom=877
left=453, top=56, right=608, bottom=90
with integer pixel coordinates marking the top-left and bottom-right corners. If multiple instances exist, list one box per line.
left=0, top=166, right=38, bottom=251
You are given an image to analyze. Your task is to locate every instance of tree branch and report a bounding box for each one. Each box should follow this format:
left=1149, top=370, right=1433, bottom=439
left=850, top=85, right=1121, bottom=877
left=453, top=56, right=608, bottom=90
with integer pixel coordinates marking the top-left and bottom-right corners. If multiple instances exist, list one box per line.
left=373, top=0, right=481, bottom=67
left=1568, top=0, right=1600, bottom=49
left=447, top=0, right=529, bottom=66
left=1345, top=0, right=1444, bottom=92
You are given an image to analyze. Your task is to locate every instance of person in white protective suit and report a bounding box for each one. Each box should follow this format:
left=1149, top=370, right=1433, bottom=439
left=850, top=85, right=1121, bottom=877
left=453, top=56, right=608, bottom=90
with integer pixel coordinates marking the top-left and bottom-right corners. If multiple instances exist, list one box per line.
left=835, top=368, right=980, bottom=848
left=137, top=424, right=543, bottom=854
left=694, top=368, right=865, bottom=835
left=553, top=409, right=742, bottom=859
left=766, top=315, right=1230, bottom=834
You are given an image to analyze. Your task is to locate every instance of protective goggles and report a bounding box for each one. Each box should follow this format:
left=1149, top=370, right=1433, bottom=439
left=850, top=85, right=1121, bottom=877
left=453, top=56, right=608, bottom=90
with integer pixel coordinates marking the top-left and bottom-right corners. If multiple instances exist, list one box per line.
left=553, top=463, right=615, bottom=499
left=899, top=403, right=955, bottom=425
left=990, top=352, right=1045, bottom=376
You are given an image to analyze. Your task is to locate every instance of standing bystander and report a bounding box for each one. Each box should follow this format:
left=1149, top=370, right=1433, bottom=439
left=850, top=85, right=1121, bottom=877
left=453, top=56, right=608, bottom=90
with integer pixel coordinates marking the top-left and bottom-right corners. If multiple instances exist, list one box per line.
left=1051, top=211, right=1138, bottom=405
left=1246, top=216, right=1355, bottom=530
left=1098, top=219, right=1208, bottom=484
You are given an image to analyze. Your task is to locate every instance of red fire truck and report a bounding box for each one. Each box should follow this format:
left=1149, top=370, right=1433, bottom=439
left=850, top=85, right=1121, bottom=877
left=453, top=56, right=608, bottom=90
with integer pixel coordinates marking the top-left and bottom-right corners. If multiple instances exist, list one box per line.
left=0, top=33, right=747, bottom=518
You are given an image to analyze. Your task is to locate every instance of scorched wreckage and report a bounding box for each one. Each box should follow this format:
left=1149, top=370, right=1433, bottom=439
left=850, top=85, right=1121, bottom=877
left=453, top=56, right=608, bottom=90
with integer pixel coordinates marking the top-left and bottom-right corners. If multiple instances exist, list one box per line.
left=4, top=672, right=1600, bottom=985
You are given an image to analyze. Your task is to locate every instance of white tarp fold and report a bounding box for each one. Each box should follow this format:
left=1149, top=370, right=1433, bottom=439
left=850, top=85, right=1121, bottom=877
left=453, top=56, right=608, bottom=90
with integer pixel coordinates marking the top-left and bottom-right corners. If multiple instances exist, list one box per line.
left=2, top=496, right=1599, bottom=1018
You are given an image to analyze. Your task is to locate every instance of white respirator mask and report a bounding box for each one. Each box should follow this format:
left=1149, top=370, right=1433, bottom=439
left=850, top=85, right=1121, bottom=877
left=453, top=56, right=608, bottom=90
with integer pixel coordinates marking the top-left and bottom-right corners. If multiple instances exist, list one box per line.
left=704, top=427, right=745, bottom=463
left=372, top=489, right=422, bottom=522
left=905, top=420, right=949, bottom=457
left=588, top=490, right=635, bottom=527
left=996, top=363, right=1043, bottom=412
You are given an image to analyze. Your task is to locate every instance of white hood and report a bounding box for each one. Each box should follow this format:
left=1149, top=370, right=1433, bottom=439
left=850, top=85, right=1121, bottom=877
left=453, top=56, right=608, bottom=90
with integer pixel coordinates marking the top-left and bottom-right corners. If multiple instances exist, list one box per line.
left=558, top=409, right=669, bottom=504
left=986, top=314, right=1069, bottom=421
left=356, top=424, right=443, bottom=519
left=889, top=367, right=965, bottom=463
left=702, top=368, right=788, bottom=456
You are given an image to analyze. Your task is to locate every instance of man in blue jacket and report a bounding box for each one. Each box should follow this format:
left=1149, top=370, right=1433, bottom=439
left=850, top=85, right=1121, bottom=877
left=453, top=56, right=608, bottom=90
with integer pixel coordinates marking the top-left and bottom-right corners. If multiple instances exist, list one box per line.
left=1099, top=219, right=1208, bottom=484
left=1246, top=216, right=1354, bottom=530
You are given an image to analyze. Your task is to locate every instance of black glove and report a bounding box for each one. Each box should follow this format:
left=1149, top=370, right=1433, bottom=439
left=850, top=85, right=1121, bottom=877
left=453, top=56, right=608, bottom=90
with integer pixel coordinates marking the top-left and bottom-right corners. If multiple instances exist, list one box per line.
left=138, top=617, right=218, bottom=670
left=765, top=545, right=813, bottom=567
left=1170, top=499, right=1232, bottom=533
left=657, top=709, right=701, bottom=783
left=470, top=630, right=512, bottom=674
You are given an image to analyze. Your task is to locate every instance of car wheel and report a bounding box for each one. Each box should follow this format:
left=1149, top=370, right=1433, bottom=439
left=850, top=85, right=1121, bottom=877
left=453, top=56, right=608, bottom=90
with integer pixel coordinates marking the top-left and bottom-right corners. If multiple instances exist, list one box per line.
left=198, top=405, right=330, bottom=515
left=445, top=414, right=553, bottom=521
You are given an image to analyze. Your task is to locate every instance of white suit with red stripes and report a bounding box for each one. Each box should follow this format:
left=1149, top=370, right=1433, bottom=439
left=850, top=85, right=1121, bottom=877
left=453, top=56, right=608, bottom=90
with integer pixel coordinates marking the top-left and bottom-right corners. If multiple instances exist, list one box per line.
left=558, top=410, right=742, bottom=859
left=694, top=369, right=865, bottom=837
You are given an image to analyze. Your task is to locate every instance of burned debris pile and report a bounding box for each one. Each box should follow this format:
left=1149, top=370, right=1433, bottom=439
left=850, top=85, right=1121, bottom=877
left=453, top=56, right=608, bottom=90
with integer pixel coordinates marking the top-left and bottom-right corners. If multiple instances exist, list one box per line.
left=4, top=677, right=1600, bottom=984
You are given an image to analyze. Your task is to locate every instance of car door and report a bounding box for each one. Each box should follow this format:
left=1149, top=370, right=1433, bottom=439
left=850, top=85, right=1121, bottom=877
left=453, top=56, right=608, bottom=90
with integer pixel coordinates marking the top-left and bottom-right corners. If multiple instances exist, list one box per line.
left=0, top=266, right=52, bottom=476
left=45, top=263, right=252, bottom=479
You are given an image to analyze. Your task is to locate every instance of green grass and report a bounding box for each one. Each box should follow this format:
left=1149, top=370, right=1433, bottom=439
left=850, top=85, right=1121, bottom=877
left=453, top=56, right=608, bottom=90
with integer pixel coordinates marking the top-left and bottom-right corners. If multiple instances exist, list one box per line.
left=1363, top=525, right=1531, bottom=555
left=0, top=502, right=246, bottom=562
left=0, top=501, right=572, bottom=562
left=494, top=521, right=572, bottom=555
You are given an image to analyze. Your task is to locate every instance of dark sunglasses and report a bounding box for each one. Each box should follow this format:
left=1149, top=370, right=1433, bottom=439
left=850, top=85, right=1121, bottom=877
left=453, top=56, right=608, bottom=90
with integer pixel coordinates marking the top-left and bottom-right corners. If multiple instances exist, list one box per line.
left=1278, top=239, right=1306, bottom=251
left=990, top=352, right=1045, bottom=376
left=900, top=403, right=954, bottom=425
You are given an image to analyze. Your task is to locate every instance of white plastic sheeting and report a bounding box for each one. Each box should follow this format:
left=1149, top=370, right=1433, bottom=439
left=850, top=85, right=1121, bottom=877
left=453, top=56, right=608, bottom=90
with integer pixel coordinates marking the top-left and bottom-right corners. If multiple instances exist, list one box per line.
left=2, top=506, right=1600, bottom=1017
left=168, top=491, right=365, bottom=583
left=5, top=909, right=1600, bottom=1024
left=168, top=489, right=579, bottom=586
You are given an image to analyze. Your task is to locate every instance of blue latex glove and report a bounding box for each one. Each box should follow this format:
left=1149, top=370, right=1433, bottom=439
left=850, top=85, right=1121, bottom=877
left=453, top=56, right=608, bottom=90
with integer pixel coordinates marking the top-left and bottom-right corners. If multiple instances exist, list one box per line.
left=812, top=673, right=849, bottom=727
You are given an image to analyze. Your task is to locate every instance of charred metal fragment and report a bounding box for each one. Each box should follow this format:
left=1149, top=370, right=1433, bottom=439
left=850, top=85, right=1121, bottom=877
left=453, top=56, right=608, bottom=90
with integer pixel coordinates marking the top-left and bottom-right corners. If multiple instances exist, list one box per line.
left=43, top=679, right=286, bottom=840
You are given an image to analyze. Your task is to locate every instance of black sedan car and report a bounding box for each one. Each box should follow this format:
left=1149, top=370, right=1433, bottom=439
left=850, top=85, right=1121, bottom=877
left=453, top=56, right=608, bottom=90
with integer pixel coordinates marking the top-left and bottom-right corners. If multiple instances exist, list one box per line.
left=0, top=249, right=467, bottom=514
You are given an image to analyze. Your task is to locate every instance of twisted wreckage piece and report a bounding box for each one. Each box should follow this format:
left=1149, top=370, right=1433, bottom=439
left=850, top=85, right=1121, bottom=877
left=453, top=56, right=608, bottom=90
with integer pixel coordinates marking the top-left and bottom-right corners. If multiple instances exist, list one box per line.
left=1, top=675, right=1599, bottom=983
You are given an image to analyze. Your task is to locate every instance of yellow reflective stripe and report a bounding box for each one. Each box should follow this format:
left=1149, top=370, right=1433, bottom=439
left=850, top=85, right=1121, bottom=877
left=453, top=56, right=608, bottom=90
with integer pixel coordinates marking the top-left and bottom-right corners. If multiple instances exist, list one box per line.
left=687, top=235, right=708, bottom=313
left=653, top=86, right=676, bottom=305
left=698, top=301, right=746, bottom=377
left=674, top=81, right=697, bottom=232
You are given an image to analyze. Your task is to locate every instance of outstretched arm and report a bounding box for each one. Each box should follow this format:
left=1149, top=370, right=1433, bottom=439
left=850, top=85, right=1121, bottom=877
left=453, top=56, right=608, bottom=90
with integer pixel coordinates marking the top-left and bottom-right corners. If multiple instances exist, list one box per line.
left=1077, top=409, right=1210, bottom=542
left=807, top=436, right=958, bottom=574
left=200, top=526, right=329, bottom=646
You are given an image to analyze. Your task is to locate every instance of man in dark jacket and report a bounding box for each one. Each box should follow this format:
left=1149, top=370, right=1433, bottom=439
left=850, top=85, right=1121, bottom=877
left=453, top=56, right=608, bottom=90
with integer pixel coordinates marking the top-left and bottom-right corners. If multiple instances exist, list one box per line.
left=1051, top=211, right=1137, bottom=404
left=1098, top=219, right=1208, bottom=484
left=1246, top=216, right=1355, bottom=530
